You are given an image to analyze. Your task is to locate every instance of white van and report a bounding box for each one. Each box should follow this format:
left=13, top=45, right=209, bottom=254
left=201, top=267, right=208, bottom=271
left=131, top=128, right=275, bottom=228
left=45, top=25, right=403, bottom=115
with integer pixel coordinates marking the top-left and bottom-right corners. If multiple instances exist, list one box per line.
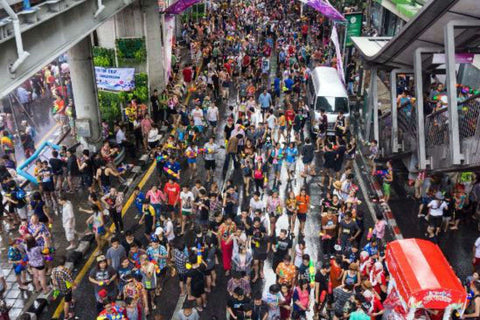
left=306, top=66, right=349, bottom=136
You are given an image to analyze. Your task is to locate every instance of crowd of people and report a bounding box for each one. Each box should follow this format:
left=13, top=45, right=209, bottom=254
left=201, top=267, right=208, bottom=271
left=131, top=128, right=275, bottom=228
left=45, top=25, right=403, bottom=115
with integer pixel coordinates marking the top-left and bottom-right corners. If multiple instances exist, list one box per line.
left=2, top=0, right=480, bottom=320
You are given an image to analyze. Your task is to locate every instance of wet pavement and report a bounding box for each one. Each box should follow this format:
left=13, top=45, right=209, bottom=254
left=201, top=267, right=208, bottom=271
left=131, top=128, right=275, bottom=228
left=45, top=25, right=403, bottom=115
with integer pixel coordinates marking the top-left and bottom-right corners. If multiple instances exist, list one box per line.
left=387, top=160, right=477, bottom=281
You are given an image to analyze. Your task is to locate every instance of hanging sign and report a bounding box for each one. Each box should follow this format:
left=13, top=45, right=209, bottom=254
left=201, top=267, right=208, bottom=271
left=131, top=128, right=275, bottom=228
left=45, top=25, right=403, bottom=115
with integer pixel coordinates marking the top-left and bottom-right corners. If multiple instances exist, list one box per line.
left=94, top=67, right=135, bottom=92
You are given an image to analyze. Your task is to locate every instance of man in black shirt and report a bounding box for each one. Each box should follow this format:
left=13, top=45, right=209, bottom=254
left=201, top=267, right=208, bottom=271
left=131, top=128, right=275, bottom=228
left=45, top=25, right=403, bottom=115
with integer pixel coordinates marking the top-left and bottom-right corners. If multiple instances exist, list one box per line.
left=250, top=292, right=268, bottom=320
left=314, top=261, right=331, bottom=316
left=227, top=287, right=251, bottom=320
left=322, top=143, right=337, bottom=188
left=150, top=89, right=160, bottom=123
left=235, top=210, right=253, bottom=235
left=271, top=229, right=292, bottom=271
left=49, top=150, right=65, bottom=192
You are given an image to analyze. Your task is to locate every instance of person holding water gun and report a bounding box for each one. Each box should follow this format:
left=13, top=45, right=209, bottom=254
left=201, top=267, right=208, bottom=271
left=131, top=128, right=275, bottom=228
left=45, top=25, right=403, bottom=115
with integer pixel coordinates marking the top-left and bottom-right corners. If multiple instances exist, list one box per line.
left=51, top=255, right=76, bottom=320
left=185, top=143, right=199, bottom=181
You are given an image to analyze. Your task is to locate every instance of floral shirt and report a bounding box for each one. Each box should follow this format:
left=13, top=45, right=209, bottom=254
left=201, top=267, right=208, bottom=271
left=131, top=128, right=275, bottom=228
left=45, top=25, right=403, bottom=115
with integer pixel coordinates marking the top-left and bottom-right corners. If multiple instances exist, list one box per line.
left=146, top=245, right=168, bottom=271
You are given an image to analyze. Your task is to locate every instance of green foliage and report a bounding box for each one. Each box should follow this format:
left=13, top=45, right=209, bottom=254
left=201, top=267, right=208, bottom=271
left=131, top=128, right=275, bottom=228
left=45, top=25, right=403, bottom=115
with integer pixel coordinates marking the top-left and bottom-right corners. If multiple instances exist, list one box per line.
left=98, top=73, right=149, bottom=123
left=98, top=91, right=122, bottom=125
left=116, top=38, right=147, bottom=65
left=93, top=47, right=116, bottom=67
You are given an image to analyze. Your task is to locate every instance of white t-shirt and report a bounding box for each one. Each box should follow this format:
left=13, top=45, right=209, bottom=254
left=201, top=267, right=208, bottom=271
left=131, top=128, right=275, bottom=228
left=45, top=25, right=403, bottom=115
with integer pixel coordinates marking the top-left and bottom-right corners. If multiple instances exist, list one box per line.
left=180, top=191, right=194, bottom=213
left=191, top=108, right=204, bottom=126
left=249, top=198, right=264, bottom=213
left=267, top=114, right=276, bottom=130
left=475, top=237, right=480, bottom=258
left=206, top=106, right=218, bottom=122
left=427, top=200, right=447, bottom=217
left=164, top=220, right=175, bottom=241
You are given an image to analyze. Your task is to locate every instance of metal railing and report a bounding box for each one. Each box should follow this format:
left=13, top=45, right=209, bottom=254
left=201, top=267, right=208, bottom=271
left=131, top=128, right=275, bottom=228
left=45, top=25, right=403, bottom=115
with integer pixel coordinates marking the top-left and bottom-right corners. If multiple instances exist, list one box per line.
left=378, top=103, right=418, bottom=156
left=425, top=96, right=480, bottom=146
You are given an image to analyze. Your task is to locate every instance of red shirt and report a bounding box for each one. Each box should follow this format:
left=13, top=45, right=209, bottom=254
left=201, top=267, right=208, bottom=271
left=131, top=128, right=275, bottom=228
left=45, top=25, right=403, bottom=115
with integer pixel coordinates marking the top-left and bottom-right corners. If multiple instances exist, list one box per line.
left=301, top=25, right=309, bottom=35
left=164, top=182, right=180, bottom=205
left=285, top=109, right=295, bottom=123
left=182, top=67, right=193, bottom=83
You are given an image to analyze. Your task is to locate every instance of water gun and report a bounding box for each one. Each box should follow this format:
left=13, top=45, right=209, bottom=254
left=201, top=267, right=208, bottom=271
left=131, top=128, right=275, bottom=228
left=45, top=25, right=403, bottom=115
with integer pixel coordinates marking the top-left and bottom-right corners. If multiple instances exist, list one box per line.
left=197, top=243, right=203, bottom=265
left=186, top=150, right=197, bottom=158
left=156, top=154, right=168, bottom=162
left=163, top=167, right=179, bottom=178
left=149, top=258, right=161, bottom=274
left=52, top=289, right=60, bottom=300
left=367, top=227, right=374, bottom=241
left=374, top=169, right=388, bottom=177
left=309, top=260, right=315, bottom=288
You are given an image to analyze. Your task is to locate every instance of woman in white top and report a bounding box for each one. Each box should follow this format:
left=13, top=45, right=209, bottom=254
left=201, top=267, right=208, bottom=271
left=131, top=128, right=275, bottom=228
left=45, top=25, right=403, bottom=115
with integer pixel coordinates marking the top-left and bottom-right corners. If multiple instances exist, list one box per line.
left=427, top=191, right=448, bottom=235
left=147, top=124, right=160, bottom=149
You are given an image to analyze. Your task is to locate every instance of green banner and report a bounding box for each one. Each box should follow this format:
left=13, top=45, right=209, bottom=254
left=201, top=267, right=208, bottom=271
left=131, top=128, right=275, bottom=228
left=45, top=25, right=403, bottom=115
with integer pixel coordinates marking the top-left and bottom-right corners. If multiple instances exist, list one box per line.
left=345, top=12, right=363, bottom=47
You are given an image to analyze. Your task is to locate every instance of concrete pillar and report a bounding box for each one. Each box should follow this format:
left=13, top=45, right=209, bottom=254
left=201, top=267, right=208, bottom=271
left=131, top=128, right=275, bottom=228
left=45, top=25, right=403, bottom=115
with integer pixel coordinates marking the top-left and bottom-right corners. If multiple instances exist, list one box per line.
left=414, top=47, right=437, bottom=169
left=143, top=0, right=165, bottom=94
left=68, top=36, right=103, bottom=151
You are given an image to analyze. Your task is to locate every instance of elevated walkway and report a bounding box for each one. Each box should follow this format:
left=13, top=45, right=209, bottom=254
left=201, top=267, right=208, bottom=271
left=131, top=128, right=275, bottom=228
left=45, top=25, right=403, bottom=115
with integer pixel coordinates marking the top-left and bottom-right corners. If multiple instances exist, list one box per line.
left=0, top=0, right=136, bottom=98
left=353, top=0, right=480, bottom=172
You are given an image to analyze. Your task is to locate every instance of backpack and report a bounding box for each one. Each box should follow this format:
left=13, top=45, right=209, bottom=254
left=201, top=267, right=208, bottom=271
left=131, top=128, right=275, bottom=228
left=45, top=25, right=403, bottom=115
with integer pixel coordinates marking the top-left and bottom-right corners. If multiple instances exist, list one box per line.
left=16, top=188, right=26, bottom=199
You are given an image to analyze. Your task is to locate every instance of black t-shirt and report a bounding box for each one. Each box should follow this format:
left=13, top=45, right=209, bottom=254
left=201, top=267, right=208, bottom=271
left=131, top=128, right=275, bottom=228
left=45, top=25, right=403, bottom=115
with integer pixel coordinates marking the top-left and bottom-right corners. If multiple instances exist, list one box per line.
left=324, top=150, right=337, bottom=169
left=187, top=265, right=205, bottom=290
left=339, top=220, right=359, bottom=239
left=196, top=198, right=210, bottom=222
left=298, top=263, right=310, bottom=282
left=234, top=216, right=253, bottom=235
left=150, top=95, right=160, bottom=112
left=49, top=158, right=64, bottom=175
left=224, top=124, right=234, bottom=141
left=273, top=235, right=292, bottom=259
left=251, top=225, right=268, bottom=254
left=228, top=297, right=252, bottom=320
left=315, top=271, right=329, bottom=293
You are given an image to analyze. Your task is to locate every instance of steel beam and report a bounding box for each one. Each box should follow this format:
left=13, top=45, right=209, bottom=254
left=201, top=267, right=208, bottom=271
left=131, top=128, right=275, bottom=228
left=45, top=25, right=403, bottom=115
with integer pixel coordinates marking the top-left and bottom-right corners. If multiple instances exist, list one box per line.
left=444, top=20, right=480, bottom=165
left=390, top=69, right=413, bottom=153
left=365, top=66, right=377, bottom=142
left=414, top=47, right=440, bottom=169
left=0, top=0, right=135, bottom=98
left=372, top=67, right=379, bottom=143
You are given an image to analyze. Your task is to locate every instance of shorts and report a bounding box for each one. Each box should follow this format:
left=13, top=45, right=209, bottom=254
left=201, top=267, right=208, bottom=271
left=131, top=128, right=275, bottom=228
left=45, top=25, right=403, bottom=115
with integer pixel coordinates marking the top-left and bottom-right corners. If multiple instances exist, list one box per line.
left=13, top=263, right=25, bottom=275
left=182, top=210, right=192, bottom=216
left=42, top=181, right=55, bottom=192
left=178, top=273, right=187, bottom=282
left=208, top=121, right=217, bottom=127
left=191, top=286, right=205, bottom=298
left=297, top=213, right=307, bottom=222
left=383, top=182, right=391, bottom=197
left=286, top=162, right=295, bottom=172
left=187, top=158, right=197, bottom=164
left=205, top=160, right=216, bottom=170
left=63, top=290, right=73, bottom=303
left=429, top=216, right=442, bottom=229
left=32, top=265, right=45, bottom=271
left=322, top=168, right=335, bottom=178
left=286, top=210, right=295, bottom=216
left=273, top=163, right=282, bottom=172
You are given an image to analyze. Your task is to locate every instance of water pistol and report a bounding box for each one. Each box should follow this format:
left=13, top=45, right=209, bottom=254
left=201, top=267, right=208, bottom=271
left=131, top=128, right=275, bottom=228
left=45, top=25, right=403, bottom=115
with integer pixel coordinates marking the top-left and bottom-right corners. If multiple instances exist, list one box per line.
left=197, top=242, right=203, bottom=265
left=309, top=260, right=315, bottom=287
left=163, top=167, right=179, bottom=178
left=367, top=228, right=374, bottom=241
left=374, top=169, right=388, bottom=177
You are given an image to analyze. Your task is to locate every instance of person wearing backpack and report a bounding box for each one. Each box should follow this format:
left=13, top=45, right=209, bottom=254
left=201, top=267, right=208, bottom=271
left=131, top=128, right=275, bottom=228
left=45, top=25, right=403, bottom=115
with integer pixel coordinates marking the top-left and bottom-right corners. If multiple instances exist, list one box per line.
left=5, top=181, right=27, bottom=224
